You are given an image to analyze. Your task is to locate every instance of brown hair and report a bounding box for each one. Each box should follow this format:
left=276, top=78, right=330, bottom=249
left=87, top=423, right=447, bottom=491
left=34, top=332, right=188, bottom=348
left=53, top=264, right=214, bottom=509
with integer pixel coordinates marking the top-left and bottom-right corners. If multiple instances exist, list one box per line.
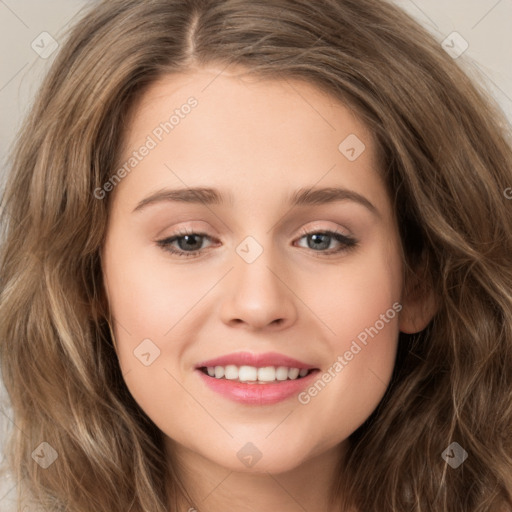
left=1, top=0, right=511, bottom=510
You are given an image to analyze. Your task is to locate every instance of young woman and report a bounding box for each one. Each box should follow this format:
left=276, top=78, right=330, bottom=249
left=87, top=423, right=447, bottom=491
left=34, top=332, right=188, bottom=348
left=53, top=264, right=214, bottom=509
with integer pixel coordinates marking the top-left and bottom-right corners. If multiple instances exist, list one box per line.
left=1, top=1, right=511, bottom=511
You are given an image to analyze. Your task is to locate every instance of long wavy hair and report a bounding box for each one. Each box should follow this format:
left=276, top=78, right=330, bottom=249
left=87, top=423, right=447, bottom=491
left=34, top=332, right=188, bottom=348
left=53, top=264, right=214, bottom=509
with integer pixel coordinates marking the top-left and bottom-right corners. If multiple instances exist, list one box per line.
left=1, top=0, right=511, bottom=510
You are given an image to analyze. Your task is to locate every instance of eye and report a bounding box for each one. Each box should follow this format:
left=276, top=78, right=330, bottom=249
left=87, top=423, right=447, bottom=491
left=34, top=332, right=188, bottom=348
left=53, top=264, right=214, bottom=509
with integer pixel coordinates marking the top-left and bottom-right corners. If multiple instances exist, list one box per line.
left=156, top=228, right=214, bottom=258
left=294, top=228, right=358, bottom=256
left=156, top=227, right=358, bottom=258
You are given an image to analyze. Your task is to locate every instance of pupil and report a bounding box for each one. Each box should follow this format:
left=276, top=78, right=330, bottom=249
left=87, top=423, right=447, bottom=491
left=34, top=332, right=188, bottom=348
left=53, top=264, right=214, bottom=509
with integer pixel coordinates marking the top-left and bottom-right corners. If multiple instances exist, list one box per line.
left=310, top=233, right=329, bottom=250
left=182, top=235, right=201, bottom=250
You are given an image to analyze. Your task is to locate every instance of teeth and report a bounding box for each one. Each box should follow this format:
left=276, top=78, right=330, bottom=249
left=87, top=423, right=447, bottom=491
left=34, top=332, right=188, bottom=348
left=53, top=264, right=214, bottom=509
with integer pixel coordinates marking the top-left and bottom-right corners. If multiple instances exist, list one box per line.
left=238, top=366, right=257, bottom=382
left=288, top=368, right=300, bottom=379
left=203, top=365, right=311, bottom=383
left=258, top=366, right=277, bottom=382
left=275, top=366, right=289, bottom=381
left=224, top=365, right=238, bottom=380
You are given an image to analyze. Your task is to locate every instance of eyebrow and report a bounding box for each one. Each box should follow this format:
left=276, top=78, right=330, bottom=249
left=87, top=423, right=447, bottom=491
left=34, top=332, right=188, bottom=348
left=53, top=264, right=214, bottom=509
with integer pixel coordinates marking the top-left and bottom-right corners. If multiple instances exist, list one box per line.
left=132, top=186, right=380, bottom=217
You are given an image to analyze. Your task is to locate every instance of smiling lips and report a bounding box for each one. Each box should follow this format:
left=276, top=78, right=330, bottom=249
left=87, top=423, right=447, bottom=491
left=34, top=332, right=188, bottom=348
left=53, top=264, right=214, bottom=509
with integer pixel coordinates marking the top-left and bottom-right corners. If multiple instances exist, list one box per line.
left=195, top=351, right=320, bottom=405
left=195, top=351, right=318, bottom=370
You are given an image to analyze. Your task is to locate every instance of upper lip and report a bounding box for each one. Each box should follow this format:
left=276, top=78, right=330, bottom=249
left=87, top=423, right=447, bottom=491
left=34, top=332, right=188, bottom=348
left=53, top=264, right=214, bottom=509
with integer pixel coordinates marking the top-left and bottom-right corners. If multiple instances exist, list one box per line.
left=195, top=351, right=318, bottom=370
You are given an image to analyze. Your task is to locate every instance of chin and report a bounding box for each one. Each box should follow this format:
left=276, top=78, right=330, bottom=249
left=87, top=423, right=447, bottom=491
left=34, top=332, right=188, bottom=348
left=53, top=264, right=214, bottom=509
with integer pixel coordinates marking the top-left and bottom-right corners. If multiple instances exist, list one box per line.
left=205, top=440, right=313, bottom=475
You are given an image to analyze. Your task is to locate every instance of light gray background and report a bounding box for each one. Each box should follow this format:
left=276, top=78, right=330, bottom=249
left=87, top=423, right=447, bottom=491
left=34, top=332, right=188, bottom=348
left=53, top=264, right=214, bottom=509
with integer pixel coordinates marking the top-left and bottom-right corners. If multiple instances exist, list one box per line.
left=1, top=0, right=512, bottom=508
left=1, top=0, right=512, bottom=173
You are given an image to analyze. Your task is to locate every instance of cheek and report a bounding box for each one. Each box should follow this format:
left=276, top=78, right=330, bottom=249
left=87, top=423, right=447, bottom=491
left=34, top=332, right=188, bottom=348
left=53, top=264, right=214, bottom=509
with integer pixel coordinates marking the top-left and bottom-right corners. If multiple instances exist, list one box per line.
left=317, top=235, right=402, bottom=344
left=102, top=229, right=200, bottom=338
left=299, top=238, right=402, bottom=434
left=102, top=239, right=192, bottom=430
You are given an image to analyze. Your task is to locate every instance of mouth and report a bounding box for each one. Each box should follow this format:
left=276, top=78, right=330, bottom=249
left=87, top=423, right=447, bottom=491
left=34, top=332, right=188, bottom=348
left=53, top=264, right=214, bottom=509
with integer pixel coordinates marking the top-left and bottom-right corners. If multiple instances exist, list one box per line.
left=198, top=365, right=318, bottom=384
left=194, top=351, right=321, bottom=404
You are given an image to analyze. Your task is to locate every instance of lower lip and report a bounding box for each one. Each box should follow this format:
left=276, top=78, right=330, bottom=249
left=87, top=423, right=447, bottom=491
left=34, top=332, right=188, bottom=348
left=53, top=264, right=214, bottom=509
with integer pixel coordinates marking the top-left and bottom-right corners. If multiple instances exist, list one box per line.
left=196, top=369, right=320, bottom=405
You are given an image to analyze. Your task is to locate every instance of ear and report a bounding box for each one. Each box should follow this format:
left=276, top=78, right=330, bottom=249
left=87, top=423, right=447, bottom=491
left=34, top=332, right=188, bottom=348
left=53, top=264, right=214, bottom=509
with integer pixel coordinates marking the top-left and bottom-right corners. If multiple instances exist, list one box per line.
left=399, top=266, right=438, bottom=334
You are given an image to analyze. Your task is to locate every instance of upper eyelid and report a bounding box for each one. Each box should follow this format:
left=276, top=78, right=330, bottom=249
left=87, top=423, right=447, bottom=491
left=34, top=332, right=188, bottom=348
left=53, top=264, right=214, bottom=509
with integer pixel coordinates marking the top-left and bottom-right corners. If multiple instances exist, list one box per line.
left=163, top=220, right=353, bottom=239
left=162, top=227, right=351, bottom=241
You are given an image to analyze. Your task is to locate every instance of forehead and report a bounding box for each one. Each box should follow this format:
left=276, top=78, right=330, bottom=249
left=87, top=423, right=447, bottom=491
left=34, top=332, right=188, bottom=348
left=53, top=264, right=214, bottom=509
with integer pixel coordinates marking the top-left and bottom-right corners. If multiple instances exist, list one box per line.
left=112, top=67, right=389, bottom=217
left=129, top=66, right=372, bottom=137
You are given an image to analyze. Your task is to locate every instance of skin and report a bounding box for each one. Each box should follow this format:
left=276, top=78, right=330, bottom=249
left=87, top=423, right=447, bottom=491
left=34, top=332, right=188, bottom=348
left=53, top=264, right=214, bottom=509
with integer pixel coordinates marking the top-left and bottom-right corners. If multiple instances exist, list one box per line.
left=101, top=65, right=435, bottom=512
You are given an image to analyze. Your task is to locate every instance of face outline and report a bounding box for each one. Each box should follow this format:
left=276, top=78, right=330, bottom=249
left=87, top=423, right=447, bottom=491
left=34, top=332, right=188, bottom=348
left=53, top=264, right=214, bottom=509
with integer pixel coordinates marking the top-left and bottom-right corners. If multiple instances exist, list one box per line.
left=100, top=65, right=427, bottom=480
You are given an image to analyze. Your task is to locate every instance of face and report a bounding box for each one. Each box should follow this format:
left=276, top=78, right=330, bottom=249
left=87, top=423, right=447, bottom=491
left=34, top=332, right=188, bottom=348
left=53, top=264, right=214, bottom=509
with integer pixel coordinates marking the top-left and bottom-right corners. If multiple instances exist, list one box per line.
left=101, top=66, right=408, bottom=475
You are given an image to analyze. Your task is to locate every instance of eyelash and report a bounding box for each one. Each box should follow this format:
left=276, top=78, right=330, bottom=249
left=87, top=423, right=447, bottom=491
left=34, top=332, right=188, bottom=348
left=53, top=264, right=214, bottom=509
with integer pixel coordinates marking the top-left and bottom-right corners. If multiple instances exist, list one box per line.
left=156, top=227, right=358, bottom=258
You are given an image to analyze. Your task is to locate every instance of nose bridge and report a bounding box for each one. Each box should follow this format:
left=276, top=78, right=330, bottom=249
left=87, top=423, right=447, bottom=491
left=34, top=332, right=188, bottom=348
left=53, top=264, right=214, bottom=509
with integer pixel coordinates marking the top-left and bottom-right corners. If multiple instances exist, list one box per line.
left=219, top=233, right=297, bottom=329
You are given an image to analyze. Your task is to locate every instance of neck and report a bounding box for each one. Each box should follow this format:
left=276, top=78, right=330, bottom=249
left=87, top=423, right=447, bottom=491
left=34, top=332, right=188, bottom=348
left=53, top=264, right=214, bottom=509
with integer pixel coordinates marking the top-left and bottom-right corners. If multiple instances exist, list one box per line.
left=165, top=439, right=352, bottom=512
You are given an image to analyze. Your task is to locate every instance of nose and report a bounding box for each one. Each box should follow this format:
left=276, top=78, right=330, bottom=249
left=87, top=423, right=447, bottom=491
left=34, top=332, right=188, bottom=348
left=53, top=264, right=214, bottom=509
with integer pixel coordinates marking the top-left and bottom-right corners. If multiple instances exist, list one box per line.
left=219, top=243, right=298, bottom=331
